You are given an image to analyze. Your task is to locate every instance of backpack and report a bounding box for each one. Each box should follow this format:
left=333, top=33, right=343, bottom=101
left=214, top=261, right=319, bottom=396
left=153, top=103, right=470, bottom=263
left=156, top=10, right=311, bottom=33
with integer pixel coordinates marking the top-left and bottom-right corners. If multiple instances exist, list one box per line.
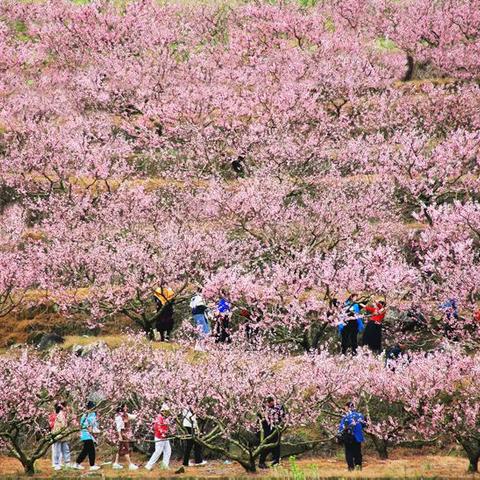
left=48, top=412, right=57, bottom=431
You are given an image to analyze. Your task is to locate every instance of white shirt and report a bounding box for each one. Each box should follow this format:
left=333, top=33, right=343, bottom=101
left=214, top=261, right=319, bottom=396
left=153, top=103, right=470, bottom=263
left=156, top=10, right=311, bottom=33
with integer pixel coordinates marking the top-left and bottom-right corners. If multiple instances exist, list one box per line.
left=190, top=294, right=206, bottom=310
left=115, top=413, right=136, bottom=433
left=182, top=409, right=198, bottom=429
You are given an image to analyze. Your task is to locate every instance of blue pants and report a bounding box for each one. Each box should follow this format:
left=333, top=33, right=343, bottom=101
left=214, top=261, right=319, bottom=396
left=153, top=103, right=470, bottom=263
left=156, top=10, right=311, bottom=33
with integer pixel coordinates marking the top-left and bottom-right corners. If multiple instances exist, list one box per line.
left=193, top=313, right=210, bottom=335
left=53, top=441, right=71, bottom=467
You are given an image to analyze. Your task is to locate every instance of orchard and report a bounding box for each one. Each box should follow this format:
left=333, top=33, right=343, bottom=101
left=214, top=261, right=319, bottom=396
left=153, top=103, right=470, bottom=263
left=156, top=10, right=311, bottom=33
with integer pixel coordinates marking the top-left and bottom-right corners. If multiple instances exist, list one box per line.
left=0, top=0, right=480, bottom=477
left=2, top=342, right=480, bottom=475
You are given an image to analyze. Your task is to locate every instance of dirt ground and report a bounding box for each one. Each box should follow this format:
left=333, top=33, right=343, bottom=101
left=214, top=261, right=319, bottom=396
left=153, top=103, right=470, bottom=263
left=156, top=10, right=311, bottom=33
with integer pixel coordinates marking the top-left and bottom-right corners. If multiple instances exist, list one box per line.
left=1, top=452, right=479, bottom=479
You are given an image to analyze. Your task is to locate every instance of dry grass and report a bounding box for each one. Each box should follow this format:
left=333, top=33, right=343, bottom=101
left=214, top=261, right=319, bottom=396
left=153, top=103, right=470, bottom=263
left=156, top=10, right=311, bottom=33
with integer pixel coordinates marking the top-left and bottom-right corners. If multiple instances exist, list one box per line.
left=0, top=311, right=71, bottom=348
left=0, top=453, right=478, bottom=479
left=61, top=334, right=181, bottom=351
left=61, top=334, right=130, bottom=350
left=287, top=454, right=478, bottom=478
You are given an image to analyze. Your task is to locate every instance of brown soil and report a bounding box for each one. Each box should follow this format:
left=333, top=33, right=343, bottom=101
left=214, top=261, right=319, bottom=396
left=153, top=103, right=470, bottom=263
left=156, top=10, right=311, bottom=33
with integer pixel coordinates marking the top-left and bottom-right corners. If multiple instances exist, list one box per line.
left=0, top=452, right=478, bottom=479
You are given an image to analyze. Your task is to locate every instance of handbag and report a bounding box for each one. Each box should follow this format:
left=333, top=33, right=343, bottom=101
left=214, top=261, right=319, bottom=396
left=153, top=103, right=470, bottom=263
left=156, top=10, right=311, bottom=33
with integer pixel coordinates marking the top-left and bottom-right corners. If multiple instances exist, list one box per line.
left=337, top=425, right=355, bottom=445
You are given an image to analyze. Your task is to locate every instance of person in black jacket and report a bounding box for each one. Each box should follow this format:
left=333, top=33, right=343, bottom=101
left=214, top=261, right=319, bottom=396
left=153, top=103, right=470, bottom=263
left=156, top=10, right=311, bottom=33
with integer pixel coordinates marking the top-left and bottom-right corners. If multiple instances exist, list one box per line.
left=339, top=294, right=364, bottom=355
left=155, top=301, right=174, bottom=342
left=153, top=288, right=175, bottom=342
left=213, top=298, right=232, bottom=344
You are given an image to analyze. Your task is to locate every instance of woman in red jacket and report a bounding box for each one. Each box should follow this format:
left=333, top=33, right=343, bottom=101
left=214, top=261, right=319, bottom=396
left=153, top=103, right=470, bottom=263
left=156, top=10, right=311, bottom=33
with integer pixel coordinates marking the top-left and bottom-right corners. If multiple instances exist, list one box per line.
left=362, top=301, right=386, bottom=354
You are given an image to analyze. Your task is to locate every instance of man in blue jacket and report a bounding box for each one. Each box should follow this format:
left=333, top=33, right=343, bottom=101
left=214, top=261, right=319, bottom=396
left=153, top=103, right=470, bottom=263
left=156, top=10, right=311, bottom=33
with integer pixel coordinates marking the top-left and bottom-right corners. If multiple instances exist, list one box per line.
left=338, top=402, right=366, bottom=471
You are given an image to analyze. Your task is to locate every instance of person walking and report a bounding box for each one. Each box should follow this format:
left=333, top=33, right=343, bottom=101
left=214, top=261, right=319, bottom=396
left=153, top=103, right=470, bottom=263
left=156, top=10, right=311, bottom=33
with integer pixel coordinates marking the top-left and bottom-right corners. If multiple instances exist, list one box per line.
left=339, top=294, right=364, bottom=355
left=190, top=292, right=210, bottom=335
left=72, top=401, right=100, bottom=471
left=112, top=404, right=139, bottom=470
left=182, top=408, right=206, bottom=467
left=145, top=404, right=172, bottom=471
left=258, top=396, right=284, bottom=469
left=363, top=301, right=386, bottom=354
left=52, top=402, right=72, bottom=470
left=338, top=402, right=366, bottom=472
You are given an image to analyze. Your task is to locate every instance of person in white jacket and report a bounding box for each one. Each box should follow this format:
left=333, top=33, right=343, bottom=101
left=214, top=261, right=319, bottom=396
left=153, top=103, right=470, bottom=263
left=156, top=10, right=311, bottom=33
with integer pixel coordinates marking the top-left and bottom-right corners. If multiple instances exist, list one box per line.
left=182, top=408, right=206, bottom=467
left=112, top=405, right=138, bottom=470
left=190, top=292, right=210, bottom=335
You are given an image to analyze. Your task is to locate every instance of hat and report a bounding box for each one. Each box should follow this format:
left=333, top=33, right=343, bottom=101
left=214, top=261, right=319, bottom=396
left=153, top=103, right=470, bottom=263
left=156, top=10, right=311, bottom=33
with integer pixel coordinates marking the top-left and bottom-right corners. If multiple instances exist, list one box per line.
left=217, top=298, right=231, bottom=313
left=160, top=403, right=170, bottom=412
left=154, top=287, right=175, bottom=305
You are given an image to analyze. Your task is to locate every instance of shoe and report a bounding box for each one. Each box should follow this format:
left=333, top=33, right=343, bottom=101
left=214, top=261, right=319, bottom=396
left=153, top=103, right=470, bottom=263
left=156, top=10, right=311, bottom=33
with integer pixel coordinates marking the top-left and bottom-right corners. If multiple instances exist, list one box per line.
left=271, top=462, right=280, bottom=467
left=160, top=464, right=170, bottom=470
left=72, top=464, right=84, bottom=470
left=129, top=464, right=139, bottom=470
left=112, top=463, right=123, bottom=470
left=90, top=465, right=100, bottom=471
left=53, top=465, right=62, bottom=471
left=194, top=460, right=207, bottom=466
left=258, top=463, right=268, bottom=469
left=144, top=464, right=153, bottom=470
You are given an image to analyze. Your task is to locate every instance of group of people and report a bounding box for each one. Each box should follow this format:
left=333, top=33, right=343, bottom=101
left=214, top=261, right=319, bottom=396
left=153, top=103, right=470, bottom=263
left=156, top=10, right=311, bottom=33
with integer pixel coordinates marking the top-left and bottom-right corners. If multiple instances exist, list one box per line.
left=49, top=400, right=100, bottom=471
left=47, top=396, right=291, bottom=472
left=153, top=288, right=234, bottom=345
left=49, top=401, right=199, bottom=472
left=155, top=287, right=388, bottom=352
left=48, top=397, right=365, bottom=473
left=190, top=292, right=233, bottom=344
left=153, top=287, right=480, bottom=353
left=337, top=294, right=387, bottom=355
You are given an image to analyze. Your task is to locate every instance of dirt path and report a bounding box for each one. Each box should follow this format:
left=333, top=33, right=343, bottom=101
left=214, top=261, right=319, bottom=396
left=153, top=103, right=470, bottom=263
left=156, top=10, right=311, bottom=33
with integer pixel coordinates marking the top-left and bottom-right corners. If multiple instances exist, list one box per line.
left=1, top=453, right=479, bottom=479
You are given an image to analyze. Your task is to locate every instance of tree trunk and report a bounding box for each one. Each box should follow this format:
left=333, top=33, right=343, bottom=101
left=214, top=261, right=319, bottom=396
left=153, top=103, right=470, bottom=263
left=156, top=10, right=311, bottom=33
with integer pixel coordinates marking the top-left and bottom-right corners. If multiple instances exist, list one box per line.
left=23, top=460, right=35, bottom=476
left=372, top=436, right=388, bottom=460
left=140, top=316, right=155, bottom=339
left=239, top=454, right=257, bottom=473
left=11, top=446, right=36, bottom=476
left=301, top=330, right=312, bottom=351
left=403, top=54, right=414, bottom=81
left=145, top=325, right=154, bottom=340
left=457, top=437, right=480, bottom=473
left=468, top=455, right=479, bottom=473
